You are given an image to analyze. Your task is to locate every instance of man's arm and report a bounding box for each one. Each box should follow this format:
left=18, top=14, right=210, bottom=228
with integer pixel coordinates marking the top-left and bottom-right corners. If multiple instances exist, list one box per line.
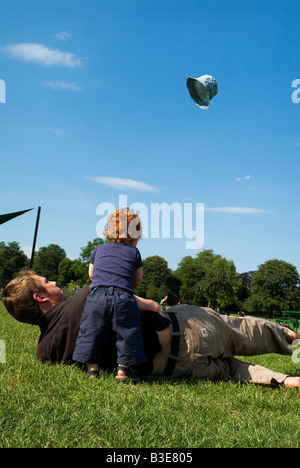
left=134, top=294, right=161, bottom=313
left=88, top=263, right=94, bottom=280
left=134, top=266, right=143, bottom=289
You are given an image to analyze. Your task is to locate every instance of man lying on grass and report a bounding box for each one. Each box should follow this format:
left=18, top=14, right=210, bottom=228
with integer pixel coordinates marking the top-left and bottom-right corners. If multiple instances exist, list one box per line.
left=2, top=270, right=300, bottom=388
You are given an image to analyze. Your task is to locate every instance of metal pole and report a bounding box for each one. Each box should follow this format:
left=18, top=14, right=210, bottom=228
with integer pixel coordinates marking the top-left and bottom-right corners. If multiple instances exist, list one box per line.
left=30, top=206, right=41, bottom=269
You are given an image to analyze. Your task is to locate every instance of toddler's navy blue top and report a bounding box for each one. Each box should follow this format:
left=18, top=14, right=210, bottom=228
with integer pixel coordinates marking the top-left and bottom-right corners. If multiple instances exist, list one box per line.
left=89, top=242, right=143, bottom=293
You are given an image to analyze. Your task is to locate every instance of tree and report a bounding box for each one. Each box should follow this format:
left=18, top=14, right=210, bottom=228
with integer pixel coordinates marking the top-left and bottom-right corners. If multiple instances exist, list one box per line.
left=33, top=244, right=66, bottom=281
left=175, top=255, right=206, bottom=305
left=198, top=256, right=238, bottom=309
left=175, top=250, right=239, bottom=309
left=244, top=259, right=300, bottom=316
left=79, top=238, right=105, bottom=265
left=236, top=271, right=255, bottom=303
left=135, top=255, right=180, bottom=304
left=57, top=258, right=89, bottom=287
left=56, top=238, right=105, bottom=289
left=0, top=241, right=29, bottom=288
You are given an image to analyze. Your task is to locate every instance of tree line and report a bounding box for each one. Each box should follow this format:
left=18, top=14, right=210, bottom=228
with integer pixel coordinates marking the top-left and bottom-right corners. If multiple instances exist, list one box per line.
left=1, top=240, right=300, bottom=317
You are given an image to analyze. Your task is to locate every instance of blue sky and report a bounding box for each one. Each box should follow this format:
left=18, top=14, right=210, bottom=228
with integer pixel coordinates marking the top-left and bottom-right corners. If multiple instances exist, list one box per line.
left=1, top=0, right=299, bottom=274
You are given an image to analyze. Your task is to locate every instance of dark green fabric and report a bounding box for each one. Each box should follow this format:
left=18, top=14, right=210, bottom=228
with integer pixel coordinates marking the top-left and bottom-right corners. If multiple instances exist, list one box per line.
left=0, top=209, right=33, bottom=225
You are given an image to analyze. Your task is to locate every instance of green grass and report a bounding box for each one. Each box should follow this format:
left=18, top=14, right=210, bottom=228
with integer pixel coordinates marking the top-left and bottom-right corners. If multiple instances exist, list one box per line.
left=0, top=303, right=299, bottom=448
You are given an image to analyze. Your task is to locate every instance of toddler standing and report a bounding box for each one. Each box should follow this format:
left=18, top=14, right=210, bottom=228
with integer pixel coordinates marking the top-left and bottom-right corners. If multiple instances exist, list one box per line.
left=73, top=208, right=150, bottom=381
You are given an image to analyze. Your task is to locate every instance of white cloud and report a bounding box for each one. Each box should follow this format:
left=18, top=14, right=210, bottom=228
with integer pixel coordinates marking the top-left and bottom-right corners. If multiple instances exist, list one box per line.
left=87, top=176, right=159, bottom=193
left=46, top=127, right=64, bottom=136
left=205, top=206, right=274, bottom=214
left=3, top=43, right=82, bottom=68
left=43, top=80, right=83, bottom=91
left=235, top=175, right=251, bottom=182
left=51, top=31, right=71, bottom=41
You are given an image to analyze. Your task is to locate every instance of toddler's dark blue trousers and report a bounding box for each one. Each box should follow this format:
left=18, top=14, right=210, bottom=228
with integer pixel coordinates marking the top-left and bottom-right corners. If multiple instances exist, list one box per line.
left=72, top=286, right=146, bottom=366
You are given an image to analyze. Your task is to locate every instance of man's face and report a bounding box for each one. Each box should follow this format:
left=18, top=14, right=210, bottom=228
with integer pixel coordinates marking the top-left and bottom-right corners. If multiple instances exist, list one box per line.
left=34, top=275, right=67, bottom=305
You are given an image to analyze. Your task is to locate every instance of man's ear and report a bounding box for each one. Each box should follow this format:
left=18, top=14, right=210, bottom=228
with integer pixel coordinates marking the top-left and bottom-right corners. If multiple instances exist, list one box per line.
left=33, top=292, right=49, bottom=303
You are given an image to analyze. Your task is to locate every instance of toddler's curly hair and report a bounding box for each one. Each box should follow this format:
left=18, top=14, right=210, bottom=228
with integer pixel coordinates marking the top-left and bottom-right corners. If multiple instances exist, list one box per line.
left=103, top=208, right=142, bottom=244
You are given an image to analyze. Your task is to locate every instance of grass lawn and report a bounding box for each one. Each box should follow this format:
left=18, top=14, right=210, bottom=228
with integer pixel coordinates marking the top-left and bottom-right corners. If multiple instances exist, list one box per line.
left=0, top=303, right=299, bottom=448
